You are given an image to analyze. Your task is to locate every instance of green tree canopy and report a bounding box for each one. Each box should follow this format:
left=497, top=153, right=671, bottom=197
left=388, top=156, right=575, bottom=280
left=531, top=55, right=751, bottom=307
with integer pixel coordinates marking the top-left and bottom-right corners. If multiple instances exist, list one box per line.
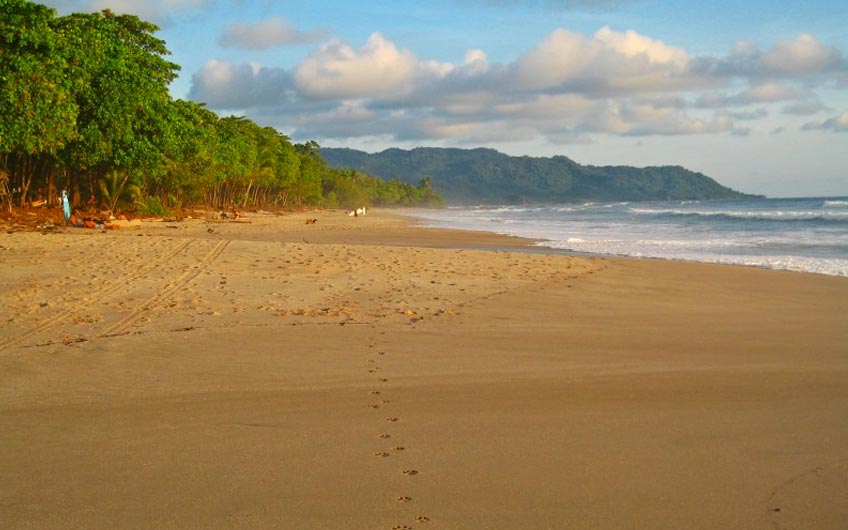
left=0, top=1, right=443, bottom=213
left=52, top=10, right=179, bottom=175
left=0, top=0, right=77, bottom=205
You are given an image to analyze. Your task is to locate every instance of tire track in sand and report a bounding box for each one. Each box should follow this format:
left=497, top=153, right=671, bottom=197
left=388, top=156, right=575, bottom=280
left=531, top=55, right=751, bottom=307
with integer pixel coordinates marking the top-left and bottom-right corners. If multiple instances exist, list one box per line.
left=0, top=238, right=197, bottom=352
left=97, top=239, right=230, bottom=338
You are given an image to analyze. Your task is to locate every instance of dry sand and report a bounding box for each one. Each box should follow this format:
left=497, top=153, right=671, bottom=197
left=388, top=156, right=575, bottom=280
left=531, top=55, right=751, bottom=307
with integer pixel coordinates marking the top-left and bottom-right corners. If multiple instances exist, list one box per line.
left=1, top=209, right=846, bottom=530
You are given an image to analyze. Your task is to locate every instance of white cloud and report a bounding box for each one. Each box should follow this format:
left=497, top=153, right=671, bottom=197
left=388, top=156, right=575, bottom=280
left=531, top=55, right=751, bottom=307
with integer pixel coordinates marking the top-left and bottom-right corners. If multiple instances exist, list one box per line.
left=511, top=27, right=692, bottom=93
left=594, top=26, right=688, bottom=67
left=762, top=34, right=844, bottom=76
left=512, top=29, right=593, bottom=90
left=782, top=100, right=830, bottom=116
left=188, top=27, right=846, bottom=143
left=423, top=120, right=540, bottom=144
left=613, top=104, right=734, bottom=136
left=293, top=33, right=424, bottom=99
left=189, top=59, right=294, bottom=109
left=743, top=83, right=807, bottom=102
left=691, top=34, right=846, bottom=79
left=463, top=49, right=490, bottom=75
left=492, top=94, right=599, bottom=120
left=219, top=17, right=327, bottom=49
left=696, top=82, right=807, bottom=107
left=284, top=101, right=384, bottom=137
left=801, top=112, right=848, bottom=132
left=728, top=108, right=768, bottom=120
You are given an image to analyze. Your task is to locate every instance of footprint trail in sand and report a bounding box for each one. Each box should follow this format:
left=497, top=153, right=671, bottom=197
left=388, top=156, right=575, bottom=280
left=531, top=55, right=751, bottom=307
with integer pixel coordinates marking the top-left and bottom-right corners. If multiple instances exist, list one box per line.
left=363, top=340, right=430, bottom=529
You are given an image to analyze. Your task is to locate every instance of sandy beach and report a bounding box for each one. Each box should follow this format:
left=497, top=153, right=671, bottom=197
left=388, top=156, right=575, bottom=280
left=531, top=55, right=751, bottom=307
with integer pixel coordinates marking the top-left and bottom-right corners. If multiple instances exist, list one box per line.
left=1, top=209, right=846, bottom=530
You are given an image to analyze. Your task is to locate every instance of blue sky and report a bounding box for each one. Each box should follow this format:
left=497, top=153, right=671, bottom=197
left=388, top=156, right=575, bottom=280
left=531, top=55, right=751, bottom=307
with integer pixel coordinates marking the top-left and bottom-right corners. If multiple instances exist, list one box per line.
left=44, top=0, right=848, bottom=197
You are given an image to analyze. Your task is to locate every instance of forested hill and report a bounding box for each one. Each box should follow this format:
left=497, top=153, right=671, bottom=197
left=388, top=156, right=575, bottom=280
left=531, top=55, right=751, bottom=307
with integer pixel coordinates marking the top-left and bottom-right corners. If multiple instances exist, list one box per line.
left=321, top=147, right=756, bottom=205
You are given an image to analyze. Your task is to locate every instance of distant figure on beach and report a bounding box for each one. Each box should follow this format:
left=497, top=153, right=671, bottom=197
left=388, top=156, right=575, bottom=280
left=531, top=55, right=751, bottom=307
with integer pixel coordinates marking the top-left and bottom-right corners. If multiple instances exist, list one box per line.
left=61, top=190, right=71, bottom=225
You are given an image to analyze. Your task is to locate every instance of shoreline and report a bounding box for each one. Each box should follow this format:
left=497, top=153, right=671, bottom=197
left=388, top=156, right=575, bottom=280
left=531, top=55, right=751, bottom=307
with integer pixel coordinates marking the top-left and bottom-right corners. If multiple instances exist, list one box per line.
left=398, top=202, right=848, bottom=278
left=1, top=208, right=846, bottom=530
left=6, top=204, right=845, bottom=278
left=393, top=208, right=848, bottom=280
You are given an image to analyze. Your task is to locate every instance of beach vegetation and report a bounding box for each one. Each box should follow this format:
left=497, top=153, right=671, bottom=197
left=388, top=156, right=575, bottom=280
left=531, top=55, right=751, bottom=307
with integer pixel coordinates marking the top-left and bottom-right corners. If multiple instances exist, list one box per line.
left=135, top=195, right=171, bottom=217
left=97, top=170, right=142, bottom=213
left=0, top=1, right=443, bottom=215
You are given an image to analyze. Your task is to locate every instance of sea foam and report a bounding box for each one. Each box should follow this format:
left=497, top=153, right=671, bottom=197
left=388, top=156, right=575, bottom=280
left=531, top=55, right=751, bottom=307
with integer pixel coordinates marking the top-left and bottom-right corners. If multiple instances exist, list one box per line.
left=409, top=198, right=848, bottom=276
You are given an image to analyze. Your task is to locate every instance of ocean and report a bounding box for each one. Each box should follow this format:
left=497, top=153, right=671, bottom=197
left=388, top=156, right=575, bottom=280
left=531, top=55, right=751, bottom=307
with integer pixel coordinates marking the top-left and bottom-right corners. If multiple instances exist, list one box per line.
left=406, top=197, right=848, bottom=277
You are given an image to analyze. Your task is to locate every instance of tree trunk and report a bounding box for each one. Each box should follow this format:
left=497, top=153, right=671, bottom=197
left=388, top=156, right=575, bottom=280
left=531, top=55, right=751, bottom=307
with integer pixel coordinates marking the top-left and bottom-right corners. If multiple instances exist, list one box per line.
left=18, top=156, right=33, bottom=207
left=242, top=180, right=253, bottom=208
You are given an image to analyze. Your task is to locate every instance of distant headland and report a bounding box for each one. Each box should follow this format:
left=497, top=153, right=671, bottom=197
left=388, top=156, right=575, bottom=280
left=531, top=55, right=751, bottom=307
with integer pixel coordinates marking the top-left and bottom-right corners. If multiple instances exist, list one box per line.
left=322, top=147, right=760, bottom=205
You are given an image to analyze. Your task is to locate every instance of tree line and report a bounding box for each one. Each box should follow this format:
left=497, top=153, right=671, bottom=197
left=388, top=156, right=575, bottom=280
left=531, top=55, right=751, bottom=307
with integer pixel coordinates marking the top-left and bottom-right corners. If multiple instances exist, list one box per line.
left=0, top=0, right=443, bottom=215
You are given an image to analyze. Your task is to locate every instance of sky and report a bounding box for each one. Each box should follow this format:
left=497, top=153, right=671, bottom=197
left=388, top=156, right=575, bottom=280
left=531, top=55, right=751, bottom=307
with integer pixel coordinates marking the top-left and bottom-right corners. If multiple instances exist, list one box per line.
left=42, top=0, right=848, bottom=197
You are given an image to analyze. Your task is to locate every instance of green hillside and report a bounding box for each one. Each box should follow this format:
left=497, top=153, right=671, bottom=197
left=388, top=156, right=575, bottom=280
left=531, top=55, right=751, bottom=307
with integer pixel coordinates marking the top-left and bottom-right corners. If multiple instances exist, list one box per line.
left=321, top=147, right=756, bottom=205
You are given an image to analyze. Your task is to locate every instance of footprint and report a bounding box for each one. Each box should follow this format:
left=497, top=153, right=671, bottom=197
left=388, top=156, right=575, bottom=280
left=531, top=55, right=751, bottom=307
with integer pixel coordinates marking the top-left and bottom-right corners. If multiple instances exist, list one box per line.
left=385, top=417, right=400, bottom=422
left=374, top=452, right=391, bottom=458
left=369, top=404, right=381, bottom=409
left=402, top=469, right=419, bottom=476
left=392, top=446, right=405, bottom=451
left=396, top=496, right=412, bottom=502
left=370, top=391, right=381, bottom=395
left=392, top=526, right=412, bottom=530
left=378, top=434, right=391, bottom=439
left=378, top=378, right=388, bottom=383
left=415, top=516, right=430, bottom=523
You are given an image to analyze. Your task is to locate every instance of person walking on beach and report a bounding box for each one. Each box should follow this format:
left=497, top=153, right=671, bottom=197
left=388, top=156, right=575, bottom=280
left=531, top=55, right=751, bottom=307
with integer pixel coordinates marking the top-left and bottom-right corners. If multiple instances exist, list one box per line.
left=61, top=190, right=71, bottom=225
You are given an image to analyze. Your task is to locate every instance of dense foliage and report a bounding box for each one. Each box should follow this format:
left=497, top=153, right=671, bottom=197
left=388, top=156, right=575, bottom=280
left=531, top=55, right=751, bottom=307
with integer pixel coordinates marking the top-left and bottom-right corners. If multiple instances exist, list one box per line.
left=0, top=0, right=442, bottom=214
left=322, top=147, right=758, bottom=205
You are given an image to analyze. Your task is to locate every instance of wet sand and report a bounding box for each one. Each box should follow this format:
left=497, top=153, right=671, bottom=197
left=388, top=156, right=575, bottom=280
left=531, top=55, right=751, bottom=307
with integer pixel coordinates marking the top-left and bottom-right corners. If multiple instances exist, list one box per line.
left=1, top=209, right=846, bottom=530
